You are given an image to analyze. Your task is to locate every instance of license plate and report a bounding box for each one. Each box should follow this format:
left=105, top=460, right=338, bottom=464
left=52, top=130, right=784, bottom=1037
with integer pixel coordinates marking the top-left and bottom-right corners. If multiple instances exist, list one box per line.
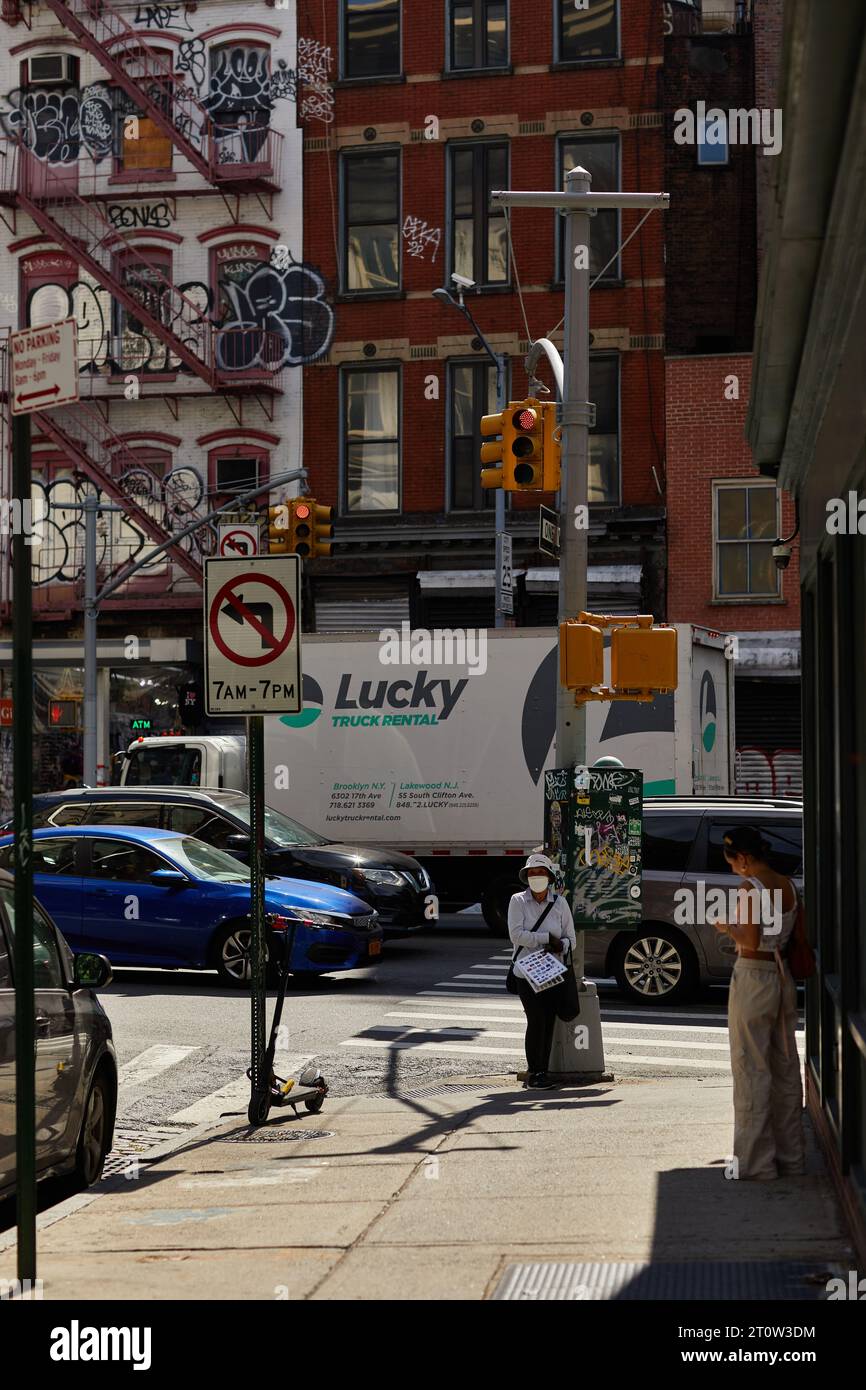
left=368, top=940, right=382, bottom=957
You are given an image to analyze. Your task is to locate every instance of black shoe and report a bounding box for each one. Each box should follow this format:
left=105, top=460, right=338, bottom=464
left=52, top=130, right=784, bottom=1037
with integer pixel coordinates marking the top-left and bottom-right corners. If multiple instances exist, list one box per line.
left=527, top=1072, right=556, bottom=1089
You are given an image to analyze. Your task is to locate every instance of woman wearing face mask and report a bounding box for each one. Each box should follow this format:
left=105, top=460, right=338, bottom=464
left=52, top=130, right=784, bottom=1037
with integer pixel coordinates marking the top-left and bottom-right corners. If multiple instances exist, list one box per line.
left=712, top=824, right=805, bottom=1180
left=508, top=852, right=577, bottom=1090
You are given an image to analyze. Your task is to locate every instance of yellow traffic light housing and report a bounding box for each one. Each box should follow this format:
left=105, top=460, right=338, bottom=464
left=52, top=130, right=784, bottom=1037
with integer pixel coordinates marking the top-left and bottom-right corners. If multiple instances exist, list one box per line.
left=311, top=501, right=334, bottom=557
left=611, top=624, right=678, bottom=695
left=541, top=402, right=561, bottom=492
left=291, top=498, right=313, bottom=556
left=480, top=408, right=506, bottom=490
left=506, top=399, right=544, bottom=490
left=560, top=619, right=603, bottom=693
left=268, top=503, right=290, bottom=554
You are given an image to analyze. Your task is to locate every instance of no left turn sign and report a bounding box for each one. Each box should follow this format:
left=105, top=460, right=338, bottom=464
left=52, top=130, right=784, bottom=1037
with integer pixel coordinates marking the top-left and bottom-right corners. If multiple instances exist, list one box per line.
left=204, top=556, right=302, bottom=715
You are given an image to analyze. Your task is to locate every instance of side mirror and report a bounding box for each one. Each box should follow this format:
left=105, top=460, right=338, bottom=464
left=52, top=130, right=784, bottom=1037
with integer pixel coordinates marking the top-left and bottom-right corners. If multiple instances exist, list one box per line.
left=73, top=952, right=113, bottom=990
left=225, top=834, right=251, bottom=855
left=150, top=868, right=189, bottom=887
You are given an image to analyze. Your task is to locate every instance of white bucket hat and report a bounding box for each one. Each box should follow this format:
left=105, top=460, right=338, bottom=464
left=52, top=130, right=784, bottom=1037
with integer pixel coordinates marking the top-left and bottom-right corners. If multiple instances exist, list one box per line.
left=518, top=851, right=557, bottom=885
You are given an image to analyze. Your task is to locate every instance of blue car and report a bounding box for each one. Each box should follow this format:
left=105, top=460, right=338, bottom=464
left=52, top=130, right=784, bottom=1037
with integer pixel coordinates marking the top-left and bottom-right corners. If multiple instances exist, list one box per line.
left=0, top=827, right=383, bottom=988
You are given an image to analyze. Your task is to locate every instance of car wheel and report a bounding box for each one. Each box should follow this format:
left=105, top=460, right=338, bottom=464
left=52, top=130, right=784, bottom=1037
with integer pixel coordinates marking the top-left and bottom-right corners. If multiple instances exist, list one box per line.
left=613, top=928, right=698, bottom=1005
left=73, top=1069, right=114, bottom=1190
left=213, top=923, right=270, bottom=988
left=482, top=880, right=519, bottom=935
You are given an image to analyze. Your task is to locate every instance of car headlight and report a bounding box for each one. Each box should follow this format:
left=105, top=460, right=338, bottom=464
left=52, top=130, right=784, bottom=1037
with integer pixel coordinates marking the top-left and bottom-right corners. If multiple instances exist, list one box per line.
left=356, top=868, right=404, bottom=888
left=269, top=909, right=348, bottom=930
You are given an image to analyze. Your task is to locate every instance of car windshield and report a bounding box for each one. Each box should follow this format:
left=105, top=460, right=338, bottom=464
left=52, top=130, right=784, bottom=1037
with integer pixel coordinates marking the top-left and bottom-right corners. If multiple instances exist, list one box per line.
left=222, top=799, right=326, bottom=848
left=163, top=836, right=251, bottom=882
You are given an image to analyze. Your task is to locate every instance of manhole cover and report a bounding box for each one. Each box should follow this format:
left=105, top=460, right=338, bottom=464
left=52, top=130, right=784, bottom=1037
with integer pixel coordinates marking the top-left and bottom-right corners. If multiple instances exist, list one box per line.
left=222, top=1128, right=334, bottom=1143
left=491, top=1261, right=836, bottom=1301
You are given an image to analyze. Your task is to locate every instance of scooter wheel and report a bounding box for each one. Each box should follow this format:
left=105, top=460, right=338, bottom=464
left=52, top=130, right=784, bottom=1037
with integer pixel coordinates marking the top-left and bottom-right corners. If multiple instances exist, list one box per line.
left=304, top=1093, right=325, bottom=1114
left=248, top=1091, right=271, bottom=1126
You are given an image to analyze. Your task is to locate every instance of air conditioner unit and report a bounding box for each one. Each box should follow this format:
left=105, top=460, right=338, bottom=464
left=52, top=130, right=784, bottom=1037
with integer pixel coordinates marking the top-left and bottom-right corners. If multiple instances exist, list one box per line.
left=28, top=54, right=79, bottom=87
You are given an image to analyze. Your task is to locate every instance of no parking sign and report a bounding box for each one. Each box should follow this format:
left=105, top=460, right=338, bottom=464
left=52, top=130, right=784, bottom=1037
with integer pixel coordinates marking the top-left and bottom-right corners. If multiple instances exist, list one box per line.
left=204, top=556, right=302, bottom=715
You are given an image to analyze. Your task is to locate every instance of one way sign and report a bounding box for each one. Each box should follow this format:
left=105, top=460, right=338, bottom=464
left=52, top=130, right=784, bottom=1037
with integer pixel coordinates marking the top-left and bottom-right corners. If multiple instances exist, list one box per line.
left=204, top=555, right=302, bottom=715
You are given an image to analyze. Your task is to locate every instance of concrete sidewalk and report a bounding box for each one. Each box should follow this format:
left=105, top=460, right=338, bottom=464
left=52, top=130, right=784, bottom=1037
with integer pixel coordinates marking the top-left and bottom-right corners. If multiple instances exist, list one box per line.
left=1, top=1075, right=855, bottom=1300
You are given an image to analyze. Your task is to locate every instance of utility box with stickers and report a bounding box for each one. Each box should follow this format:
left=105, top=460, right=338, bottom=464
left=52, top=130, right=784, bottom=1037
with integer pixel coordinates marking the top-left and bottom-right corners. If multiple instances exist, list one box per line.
left=544, top=765, right=644, bottom=930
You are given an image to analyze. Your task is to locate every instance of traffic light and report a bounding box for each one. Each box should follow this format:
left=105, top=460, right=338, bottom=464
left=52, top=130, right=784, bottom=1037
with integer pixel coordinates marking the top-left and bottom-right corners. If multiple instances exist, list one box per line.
left=480, top=407, right=507, bottom=490
left=291, top=498, right=313, bottom=556
left=559, top=619, right=603, bottom=693
left=268, top=503, right=290, bottom=554
left=310, top=500, right=334, bottom=557
left=611, top=624, right=678, bottom=694
left=480, top=399, right=550, bottom=492
left=541, top=402, right=561, bottom=492
left=48, top=699, right=79, bottom=729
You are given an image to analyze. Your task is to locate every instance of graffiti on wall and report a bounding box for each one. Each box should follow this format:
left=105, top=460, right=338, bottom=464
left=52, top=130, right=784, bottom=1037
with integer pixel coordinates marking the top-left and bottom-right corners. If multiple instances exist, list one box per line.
left=735, top=747, right=803, bottom=800
left=0, top=83, right=115, bottom=163
left=402, top=216, right=441, bottom=261
left=133, top=3, right=194, bottom=31
left=25, top=253, right=334, bottom=374
left=106, top=201, right=173, bottom=230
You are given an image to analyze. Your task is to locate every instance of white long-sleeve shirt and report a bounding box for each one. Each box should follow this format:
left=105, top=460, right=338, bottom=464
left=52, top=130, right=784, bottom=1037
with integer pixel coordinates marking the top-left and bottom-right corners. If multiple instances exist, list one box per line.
left=507, top=889, right=577, bottom=980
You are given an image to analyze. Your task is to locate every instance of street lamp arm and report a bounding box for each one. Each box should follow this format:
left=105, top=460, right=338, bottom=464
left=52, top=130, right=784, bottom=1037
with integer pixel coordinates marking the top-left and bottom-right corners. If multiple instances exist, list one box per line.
left=95, top=468, right=308, bottom=604
left=525, top=338, right=564, bottom=400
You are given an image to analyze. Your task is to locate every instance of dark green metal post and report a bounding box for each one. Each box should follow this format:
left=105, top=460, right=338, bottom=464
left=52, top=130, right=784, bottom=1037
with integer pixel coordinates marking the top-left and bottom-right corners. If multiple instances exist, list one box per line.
left=12, top=410, right=36, bottom=1281
left=247, top=714, right=269, bottom=1124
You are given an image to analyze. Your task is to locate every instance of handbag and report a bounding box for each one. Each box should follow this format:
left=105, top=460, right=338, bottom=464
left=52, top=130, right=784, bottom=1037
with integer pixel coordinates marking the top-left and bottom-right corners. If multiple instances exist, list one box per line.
left=786, top=887, right=816, bottom=982
left=553, top=945, right=581, bottom=1022
left=505, top=898, right=556, bottom=994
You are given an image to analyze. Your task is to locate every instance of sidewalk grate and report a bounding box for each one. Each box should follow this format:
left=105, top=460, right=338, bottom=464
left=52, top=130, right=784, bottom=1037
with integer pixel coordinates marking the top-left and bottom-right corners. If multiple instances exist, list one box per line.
left=392, top=1079, right=515, bottom=1100
left=220, top=1128, right=334, bottom=1143
left=491, top=1261, right=836, bottom=1301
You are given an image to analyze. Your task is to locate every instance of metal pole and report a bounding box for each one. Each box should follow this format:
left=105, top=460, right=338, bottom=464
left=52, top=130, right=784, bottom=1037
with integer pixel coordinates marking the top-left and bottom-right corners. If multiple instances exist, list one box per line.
left=83, top=494, right=98, bottom=787
left=12, top=410, right=36, bottom=1282
left=494, top=352, right=507, bottom=628
left=247, top=713, right=269, bottom=1125
left=551, top=166, right=600, bottom=1076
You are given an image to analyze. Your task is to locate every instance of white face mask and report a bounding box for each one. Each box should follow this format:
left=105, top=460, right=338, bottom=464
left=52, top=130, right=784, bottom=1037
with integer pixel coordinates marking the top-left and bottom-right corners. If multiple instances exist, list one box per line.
left=527, top=874, right=549, bottom=894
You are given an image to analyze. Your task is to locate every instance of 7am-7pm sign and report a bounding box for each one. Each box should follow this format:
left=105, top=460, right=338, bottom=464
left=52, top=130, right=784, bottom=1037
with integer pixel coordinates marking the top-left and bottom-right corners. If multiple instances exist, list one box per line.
left=10, top=319, right=79, bottom=415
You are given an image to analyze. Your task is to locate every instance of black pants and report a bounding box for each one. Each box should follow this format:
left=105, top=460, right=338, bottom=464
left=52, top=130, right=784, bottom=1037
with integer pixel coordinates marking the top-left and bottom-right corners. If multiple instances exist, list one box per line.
left=517, top=976, right=559, bottom=1073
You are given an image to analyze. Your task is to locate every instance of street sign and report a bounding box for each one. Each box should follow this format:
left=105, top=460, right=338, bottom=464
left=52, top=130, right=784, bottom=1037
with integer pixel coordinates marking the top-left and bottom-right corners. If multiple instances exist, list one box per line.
left=10, top=318, right=79, bottom=416
left=496, top=532, right=513, bottom=616
left=218, top=523, right=260, bottom=558
left=204, top=555, right=302, bottom=715
left=539, top=504, right=561, bottom=559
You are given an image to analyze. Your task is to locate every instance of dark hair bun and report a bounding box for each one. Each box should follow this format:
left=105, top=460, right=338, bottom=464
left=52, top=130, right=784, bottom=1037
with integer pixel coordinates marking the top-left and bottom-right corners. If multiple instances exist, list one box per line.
left=722, top=824, right=771, bottom=859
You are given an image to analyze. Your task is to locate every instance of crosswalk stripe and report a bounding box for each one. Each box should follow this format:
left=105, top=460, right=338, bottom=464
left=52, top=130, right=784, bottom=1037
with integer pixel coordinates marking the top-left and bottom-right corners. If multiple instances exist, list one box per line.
left=118, top=1045, right=198, bottom=1091
left=168, top=1054, right=311, bottom=1125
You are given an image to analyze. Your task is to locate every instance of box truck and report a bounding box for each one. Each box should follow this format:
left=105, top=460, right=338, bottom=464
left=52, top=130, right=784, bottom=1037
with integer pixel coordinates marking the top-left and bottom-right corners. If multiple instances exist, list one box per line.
left=120, top=624, right=734, bottom=928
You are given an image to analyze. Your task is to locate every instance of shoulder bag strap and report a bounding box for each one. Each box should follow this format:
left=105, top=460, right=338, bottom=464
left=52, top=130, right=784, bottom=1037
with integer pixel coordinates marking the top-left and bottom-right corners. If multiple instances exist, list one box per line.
left=511, top=896, right=556, bottom=963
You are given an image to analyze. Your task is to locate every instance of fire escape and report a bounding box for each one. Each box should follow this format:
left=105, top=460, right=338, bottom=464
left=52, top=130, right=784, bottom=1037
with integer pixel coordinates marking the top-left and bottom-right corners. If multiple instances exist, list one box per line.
left=0, top=0, right=286, bottom=612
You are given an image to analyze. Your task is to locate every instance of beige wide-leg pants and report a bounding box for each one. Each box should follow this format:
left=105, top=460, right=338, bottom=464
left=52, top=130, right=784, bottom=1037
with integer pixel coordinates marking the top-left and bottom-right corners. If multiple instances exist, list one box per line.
left=727, top=956, right=805, bottom=1179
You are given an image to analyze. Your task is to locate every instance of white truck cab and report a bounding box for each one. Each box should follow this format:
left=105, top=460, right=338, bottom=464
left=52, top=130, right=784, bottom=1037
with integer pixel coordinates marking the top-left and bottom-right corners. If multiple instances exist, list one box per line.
left=120, top=734, right=246, bottom=791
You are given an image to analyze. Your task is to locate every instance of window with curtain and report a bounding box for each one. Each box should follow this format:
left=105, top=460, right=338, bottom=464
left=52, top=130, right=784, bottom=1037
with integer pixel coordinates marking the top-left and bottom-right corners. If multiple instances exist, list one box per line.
left=558, top=0, right=619, bottom=61
left=558, top=134, right=620, bottom=281
left=448, top=360, right=498, bottom=510
left=343, top=367, right=400, bottom=512
left=450, top=142, right=508, bottom=286
left=343, top=150, right=400, bottom=292
left=714, top=482, right=780, bottom=597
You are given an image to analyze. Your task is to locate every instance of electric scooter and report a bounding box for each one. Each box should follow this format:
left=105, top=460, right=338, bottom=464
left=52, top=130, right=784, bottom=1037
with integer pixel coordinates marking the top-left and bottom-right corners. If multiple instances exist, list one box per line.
left=247, top=921, right=329, bottom=1126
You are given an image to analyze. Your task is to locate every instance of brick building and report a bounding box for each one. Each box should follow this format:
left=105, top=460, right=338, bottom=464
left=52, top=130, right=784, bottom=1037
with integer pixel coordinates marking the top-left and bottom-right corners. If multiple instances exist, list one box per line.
left=663, top=0, right=801, bottom=798
left=0, top=1, right=314, bottom=791
left=299, top=0, right=667, bottom=631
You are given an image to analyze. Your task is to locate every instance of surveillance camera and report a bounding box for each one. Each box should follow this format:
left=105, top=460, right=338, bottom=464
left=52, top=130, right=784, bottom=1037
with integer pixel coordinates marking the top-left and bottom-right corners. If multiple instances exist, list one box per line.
left=451, top=272, right=475, bottom=290
left=772, top=544, right=792, bottom=571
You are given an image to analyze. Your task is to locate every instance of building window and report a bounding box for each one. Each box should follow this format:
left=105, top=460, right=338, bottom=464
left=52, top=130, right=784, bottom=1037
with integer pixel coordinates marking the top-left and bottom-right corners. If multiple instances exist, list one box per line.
left=557, top=0, right=619, bottom=61
left=450, top=142, right=508, bottom=286
left=114, top=251, right=174, bottom=374
left=557, top=134, right=619, bottom=282
left=207, top=43, right=272, bottom=166
left=698, top=113, right=729, bottom=166
left=714, top=482, right=780, bottom=598
left=342, top=0, right=401, bottom=79
left=448, top=360, right=498, bottom=511
left=342, top=367, right=400, bottom=513
left=589, top=354, right=619, bottom=504
left=448, top=0, right=508, bottom=71
left=342, top=149, right=400, bottom=293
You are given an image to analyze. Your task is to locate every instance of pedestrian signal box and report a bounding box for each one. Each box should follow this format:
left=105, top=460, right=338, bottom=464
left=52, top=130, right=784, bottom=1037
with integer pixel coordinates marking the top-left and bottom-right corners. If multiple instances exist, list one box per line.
left=559, top=620, right=603, bottom=691
left=559, top=613, right=678, bottom=703
left=611, top=625, right=677, bottom=694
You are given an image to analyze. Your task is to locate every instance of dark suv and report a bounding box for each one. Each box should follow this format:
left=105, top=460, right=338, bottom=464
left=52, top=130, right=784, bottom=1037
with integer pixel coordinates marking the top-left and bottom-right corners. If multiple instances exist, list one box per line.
left=18, top=789, right=433, bottom=936
left=582, top=798, right=803, bottom=1004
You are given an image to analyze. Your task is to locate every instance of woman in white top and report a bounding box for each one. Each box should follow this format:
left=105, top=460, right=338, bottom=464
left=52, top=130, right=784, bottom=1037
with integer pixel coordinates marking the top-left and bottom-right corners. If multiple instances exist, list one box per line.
left=508, top=852, right=577, bottom=1090
left=712, top=825, right=805, bottom=1180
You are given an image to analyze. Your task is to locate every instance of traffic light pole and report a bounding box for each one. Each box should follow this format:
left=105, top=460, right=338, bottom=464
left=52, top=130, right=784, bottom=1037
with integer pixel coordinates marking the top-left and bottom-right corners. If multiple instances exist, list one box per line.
left=493, top=169, right=668, bottom=1077
left=494, top=353, right=508, bottom=628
